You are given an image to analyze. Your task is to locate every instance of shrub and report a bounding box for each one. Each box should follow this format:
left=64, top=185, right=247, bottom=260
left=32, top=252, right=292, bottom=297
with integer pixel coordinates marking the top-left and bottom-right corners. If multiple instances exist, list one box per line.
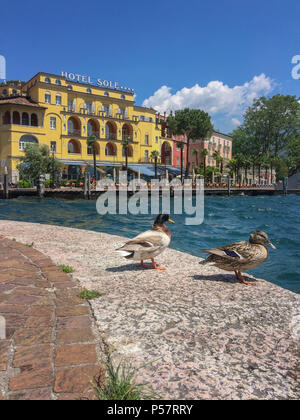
left=19, top=179, right=32, bottom=188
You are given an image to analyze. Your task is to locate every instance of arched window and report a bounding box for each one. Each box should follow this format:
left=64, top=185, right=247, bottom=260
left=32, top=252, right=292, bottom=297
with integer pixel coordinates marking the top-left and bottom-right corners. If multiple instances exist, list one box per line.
left=86, top=88, right=92, bottom=94
left=87, top=143, right=100, bottom=155
left=45, top=77, right=51, bottom=83
left=104, top=91, right=109, bottom=97
left=2, top=89, right=8, bottom=96
left=68, top=117, right=81, bottom=135
left=13, top=111, right=20, bottom=124
left=22, top=112, right=29, bottom=125
left=55, top=79, right=61, bottom=85
left=67, top=85, right=73, bottom=91
left=12, top=89, right=18, bottom=95
left=122, top=145, right=133, bottom=158
left=87, top=119, right=99, bottom=137
left=105, top=142, right=117, bottom=156
left=120, top=94, right=125, bottom=100
left=31, top=113, right=38, bottom=127
left=19, top=135, right=38, bottom=151
left=105, top=122, right=116, bottom=140
left=68, top=139, right=81, bottom=154
left=3, top=111, right=11, bottom=124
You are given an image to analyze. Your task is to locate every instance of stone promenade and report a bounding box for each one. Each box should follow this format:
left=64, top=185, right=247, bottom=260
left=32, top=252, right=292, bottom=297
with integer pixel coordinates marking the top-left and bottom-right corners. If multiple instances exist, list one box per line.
left=0, top=237, right=101, bottom=400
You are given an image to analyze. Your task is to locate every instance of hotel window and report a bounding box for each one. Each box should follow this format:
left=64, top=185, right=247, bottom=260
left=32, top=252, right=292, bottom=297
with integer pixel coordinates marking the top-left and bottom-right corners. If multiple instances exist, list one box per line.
left=104, top=91, right=109, bottom=97
left=2, top=89, right=8, bottom=96
left=22, top=112, right=29, bottom=126
left=55, top=79, right=61, bottom=85
left=45, top=77, right=51, bottom=83
left=155, top=136, right=158, bottom=143
left=177, top=157, right=180, bottom=166
left=55, top=94, right=62, bottom=106
left=145, top=150, right=149, bottom=161
left=86, top=88, right=92, bottom=94
left=50, top=117, right=56, bottom=130
left=120, top=94, right=125, bottom=100
left=45, top=93, right=51, bottom=104
left=67, top=85, right=73, bottom=91
left=12, top=89, right=17, bottom=95
left=145, top=134, right=149, bottom=145
left=118, top=107, right=126, bottom=117
left=50, top=141, right=56, bottom=153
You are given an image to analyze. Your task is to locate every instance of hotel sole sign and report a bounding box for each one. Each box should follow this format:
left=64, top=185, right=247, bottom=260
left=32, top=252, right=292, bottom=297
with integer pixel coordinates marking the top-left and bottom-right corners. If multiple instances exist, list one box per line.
left=61, top=71, right=134, bottom=93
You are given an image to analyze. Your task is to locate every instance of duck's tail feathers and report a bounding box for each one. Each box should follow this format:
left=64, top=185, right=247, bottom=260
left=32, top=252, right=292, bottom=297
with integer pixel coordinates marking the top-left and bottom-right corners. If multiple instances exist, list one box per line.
left=115, top=250, right=134, bottom=259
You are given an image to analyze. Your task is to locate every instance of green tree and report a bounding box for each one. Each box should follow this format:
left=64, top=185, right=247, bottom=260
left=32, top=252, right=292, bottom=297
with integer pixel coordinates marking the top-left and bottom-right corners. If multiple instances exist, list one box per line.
left=150, top=150, right=160, bottom=179
left=167, top=108, right=213, bottom=176
left=87, top=135, right=98, bottom=179
left=18, top=144, right=63, bottom=183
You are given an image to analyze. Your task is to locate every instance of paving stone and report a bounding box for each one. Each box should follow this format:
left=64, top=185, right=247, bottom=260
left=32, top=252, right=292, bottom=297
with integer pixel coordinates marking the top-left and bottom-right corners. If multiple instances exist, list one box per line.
left=13, top=345, right=53, bottom=368
left=0, top=238, right=99, bottom=400
left=55, top=329, right=94, bottom=345
left=23, top=316, right=54, bottom=328
left=4, top=314, right=27, bottom=328
left=9, top=388, right=52, bottom=400
left=0, top=341, right=10, bottom=371
left=9, top=367, right=53, bottom=391
left=0, top=305, right=28, bottom=314
left=56, top=316, right=91, bottom=330
left=14, top=328, right=52, bottom=346
left=54, top=365, right=100, bottom=394
left=56, top=306, right=89, bottom=317
left=24, top=306, right=54, bottom=317
left=5, top=294, right=39, bottom=306
left=55, top=344, right=97, bottom=367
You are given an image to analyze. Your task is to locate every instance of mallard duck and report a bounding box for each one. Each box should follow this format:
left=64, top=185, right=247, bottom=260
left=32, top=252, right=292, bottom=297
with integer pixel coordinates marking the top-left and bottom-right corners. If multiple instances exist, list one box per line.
left=201, top=231, right=276, bottom=285
left=115, top=214, right=175, bottom=270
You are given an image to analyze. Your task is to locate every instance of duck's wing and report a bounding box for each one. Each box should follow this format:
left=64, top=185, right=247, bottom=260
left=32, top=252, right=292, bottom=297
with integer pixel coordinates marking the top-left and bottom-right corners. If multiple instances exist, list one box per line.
left=202, top=241, right=251, bottom=261
left=116, top=230, right=167, bottom=253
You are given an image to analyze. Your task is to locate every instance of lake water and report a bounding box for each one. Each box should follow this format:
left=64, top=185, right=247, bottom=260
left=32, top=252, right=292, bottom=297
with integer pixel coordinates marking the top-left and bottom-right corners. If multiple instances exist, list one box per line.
left=0, top=195, right=299, bottom=294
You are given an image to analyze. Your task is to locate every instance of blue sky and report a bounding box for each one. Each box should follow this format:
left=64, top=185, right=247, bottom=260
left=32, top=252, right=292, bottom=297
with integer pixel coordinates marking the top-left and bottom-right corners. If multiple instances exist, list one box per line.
left=1, top=0, right=300, bottom=132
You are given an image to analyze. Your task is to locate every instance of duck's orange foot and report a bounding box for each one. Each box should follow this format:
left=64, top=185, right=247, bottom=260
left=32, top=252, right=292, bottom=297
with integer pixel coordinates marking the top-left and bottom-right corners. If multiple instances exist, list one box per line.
left=151, top=259, right=166, bottom=271
left=141, top=260, right=153, bottom=269
left=235, top=271, right=256, bottom=286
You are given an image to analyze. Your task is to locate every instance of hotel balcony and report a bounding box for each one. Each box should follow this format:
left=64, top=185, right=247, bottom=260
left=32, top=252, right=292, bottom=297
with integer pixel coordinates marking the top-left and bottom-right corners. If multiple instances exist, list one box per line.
left=106, top=133, right=117, bottom=140
left=68, top=129, right=81, bottom=137
left=122, top=135, right=133, bottom=142
left=87, top=131, right=100, bottom=139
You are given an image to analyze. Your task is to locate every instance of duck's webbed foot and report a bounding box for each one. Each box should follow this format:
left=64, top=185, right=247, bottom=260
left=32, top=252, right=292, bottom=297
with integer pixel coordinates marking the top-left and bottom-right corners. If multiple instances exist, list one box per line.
left=141, top=260, right=153, bottom=269
left=151, top=259, right=166, bottom=271
left=235, top=270, right=256, bottom=286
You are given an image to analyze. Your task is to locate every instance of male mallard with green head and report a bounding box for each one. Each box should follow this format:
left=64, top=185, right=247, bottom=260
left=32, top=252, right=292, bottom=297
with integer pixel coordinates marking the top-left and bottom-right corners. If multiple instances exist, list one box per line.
left=201, top=230, right=276, bottom=285
left=115, top=214, right=175, bottom=270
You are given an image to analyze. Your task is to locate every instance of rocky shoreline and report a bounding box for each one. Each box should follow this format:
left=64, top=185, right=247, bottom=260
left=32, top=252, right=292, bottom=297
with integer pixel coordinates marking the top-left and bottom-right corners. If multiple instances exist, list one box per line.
left=0, top=221, right=299, bottom=400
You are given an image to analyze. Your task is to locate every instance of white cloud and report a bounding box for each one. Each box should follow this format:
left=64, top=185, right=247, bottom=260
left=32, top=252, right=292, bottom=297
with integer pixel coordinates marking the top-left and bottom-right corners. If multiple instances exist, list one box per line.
left=142, top=74, right=274, bottom=119
left=231, top=118, right=241, bottom=127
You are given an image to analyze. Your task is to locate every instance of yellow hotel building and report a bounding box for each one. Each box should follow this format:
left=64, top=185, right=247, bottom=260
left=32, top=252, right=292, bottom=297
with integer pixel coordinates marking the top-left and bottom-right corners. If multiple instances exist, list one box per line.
left=0, top=72, right=173, bottom=182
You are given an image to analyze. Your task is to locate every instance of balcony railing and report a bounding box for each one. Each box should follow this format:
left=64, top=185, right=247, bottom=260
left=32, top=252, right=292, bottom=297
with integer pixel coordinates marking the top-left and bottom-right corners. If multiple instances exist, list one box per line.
left=106, top=133, right=117, bottom=140
left=68, top=129, right=81, bottom=137
left=87, top=131, right=100, bottom=139
left=122, top=135, right=133, bottom=142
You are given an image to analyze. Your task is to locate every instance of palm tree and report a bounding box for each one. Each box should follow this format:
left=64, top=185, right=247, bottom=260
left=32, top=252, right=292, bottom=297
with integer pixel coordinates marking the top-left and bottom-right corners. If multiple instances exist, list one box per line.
left=201, top=149, right=209, bottom=181
left=87, top=135, right=98, bottom=180
left=121, top=138, right=129, bottom=172
left=151, top=150, right=160, bottom=178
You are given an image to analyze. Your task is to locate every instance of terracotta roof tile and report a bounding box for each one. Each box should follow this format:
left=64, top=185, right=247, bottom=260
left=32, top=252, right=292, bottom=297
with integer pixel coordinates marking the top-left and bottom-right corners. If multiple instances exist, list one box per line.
left=0, top=96, right=46, bottom=108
